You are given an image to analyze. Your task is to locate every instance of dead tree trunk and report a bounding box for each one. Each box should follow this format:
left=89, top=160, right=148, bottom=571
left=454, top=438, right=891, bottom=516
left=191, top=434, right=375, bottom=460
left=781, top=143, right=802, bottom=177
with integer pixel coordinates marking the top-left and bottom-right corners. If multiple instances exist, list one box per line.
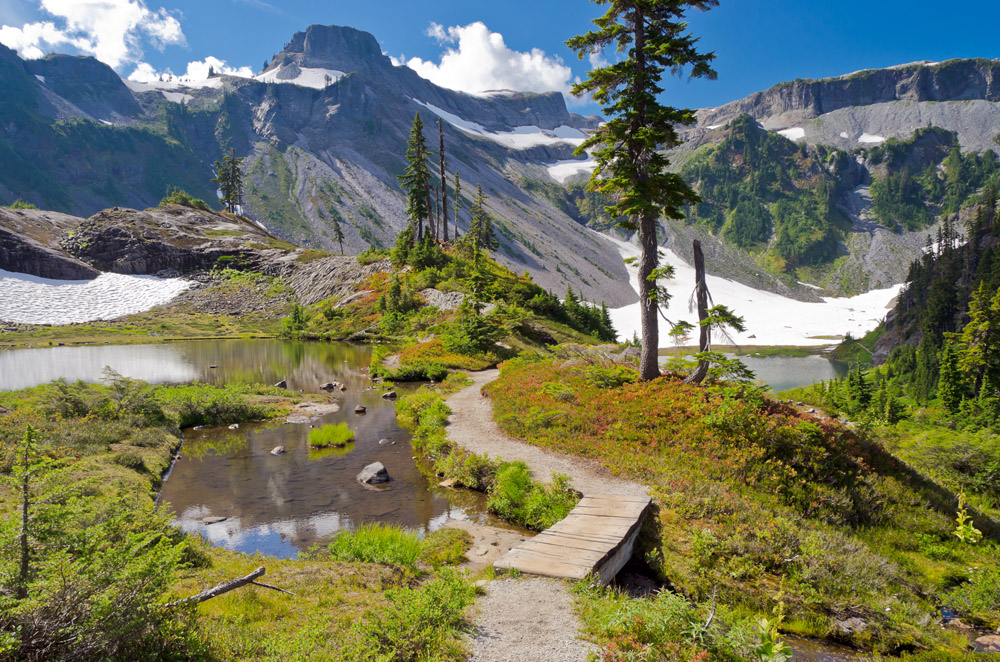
left=685, top=239, right=710, bottom=385
left=169, top=567, right=267, bottom=607
left=439, top=119, right=449, bottom=243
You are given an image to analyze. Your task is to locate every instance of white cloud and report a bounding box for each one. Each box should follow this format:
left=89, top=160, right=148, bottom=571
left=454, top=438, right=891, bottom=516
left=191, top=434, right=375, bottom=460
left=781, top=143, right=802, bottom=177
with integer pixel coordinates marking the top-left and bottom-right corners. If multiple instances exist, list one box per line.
left=128, top=55, right=252, bottom=83
left=406, top=21, right=574, bottom=97
left=0, top=0, right=185, bottom=69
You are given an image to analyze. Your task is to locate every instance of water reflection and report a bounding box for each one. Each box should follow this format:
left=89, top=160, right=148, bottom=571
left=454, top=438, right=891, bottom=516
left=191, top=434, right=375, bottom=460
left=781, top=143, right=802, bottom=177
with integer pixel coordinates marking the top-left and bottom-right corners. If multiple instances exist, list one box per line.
left=660, top=352, right=849, bottom=392
left=0, top=339, right=497, bottom=558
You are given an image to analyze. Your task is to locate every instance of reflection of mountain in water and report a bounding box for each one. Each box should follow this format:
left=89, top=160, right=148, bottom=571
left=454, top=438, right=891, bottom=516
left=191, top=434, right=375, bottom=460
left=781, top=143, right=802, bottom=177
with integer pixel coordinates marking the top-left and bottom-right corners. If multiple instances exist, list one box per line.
left=0, top=343, right=198, bottom=391
left=0, top=339, right=370, bottom=392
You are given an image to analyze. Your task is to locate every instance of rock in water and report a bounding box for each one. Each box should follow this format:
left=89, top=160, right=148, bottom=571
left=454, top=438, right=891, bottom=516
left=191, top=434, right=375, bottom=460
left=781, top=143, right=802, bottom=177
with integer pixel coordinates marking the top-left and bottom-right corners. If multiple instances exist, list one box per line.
left=320, top=382, right=336, bottom=390
left=202, top=516, right=227, bottom=524
left=339, top=384, right=346, bottom=391
left=228, top=423, right=239, bottom=430
left=354, top=405, right=366, bottom=414
left=274, top=379, right=287, bottom=388
left=270, top=446, right=285, bottom=455
left=975, top=635, right=1000, bottom=653
left=382, top=391, right=397, bottom=399
left=357, top=462, right=390, bottom=484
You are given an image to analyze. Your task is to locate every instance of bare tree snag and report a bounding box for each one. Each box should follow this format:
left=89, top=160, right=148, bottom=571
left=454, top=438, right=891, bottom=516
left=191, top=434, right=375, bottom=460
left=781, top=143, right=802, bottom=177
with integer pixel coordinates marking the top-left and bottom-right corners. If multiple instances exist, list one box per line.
left=685, top=240, right=710, bottom=385
left=168, top=566, right=292, bottom=607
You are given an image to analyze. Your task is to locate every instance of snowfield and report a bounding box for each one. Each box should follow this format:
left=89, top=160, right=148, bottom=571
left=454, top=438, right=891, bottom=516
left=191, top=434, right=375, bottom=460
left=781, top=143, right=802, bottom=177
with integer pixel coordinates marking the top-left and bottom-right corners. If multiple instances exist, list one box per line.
left=0, top=270, right=192, bottom=325
left=604, top=235, right=902, bottom=347
left=413, top=100, right=586, bottom=150
left=858, top=133, right=886, bottom=144
left=777, top=127, right=806, bottom=141
left=547, top=159, right=597, bottom=184
left=254, top=66, right=345, bottom=89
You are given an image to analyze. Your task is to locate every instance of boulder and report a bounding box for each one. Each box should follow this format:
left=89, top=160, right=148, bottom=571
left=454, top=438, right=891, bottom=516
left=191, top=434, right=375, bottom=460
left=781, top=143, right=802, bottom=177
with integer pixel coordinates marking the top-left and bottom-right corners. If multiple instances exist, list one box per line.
left=339, top=384, right=347, bottom=391
left=202, top=516, right=227, bottom=524
left=833, top=617, right=867, bottom=636
left=354, top=405, right=366, bottom=414
left=274, top=379, right=287, bottom=388
left=320, top=382, right=336, bottom=390
left=357, top=462, right=390, bottom=484
left=382, top=391, right=397, bottom=399
left=270, top=446, right=285, bottom=455
left=228, top=423, right=239, bottom=430
left=378, top=438, right=393, bottom=445
left=975, top=635, right=1000, bottom=653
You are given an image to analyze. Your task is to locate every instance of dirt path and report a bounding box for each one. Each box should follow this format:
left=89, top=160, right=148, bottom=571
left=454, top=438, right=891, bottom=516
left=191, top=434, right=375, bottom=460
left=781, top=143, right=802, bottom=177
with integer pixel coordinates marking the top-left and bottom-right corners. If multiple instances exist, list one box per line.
left=445, top=370, right=647, bottom=662
left=446, top=370, right=647, bottom=498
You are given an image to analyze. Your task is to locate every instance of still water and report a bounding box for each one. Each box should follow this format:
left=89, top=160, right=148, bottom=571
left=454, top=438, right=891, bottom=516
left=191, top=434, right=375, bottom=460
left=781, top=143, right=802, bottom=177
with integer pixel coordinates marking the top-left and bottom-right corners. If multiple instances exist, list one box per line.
left=0, top=340, right=495, bottom=558
left=660, top=352, right=849, bottom=392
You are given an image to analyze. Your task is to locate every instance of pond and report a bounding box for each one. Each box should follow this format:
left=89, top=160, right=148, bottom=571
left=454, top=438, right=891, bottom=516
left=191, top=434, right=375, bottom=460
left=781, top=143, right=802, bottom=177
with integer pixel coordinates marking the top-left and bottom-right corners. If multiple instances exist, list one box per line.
left=661, top=352, right=849, bottom=392
left=0, top=340, right=497, bottom=558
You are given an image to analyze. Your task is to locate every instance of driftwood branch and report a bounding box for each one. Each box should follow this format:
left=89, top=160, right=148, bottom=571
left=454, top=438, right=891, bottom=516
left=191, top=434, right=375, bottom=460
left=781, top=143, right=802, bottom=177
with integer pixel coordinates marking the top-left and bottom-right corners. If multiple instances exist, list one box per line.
left=169, top=566, right=268, bottom=607
left=250, top=580, right=296, bottom=596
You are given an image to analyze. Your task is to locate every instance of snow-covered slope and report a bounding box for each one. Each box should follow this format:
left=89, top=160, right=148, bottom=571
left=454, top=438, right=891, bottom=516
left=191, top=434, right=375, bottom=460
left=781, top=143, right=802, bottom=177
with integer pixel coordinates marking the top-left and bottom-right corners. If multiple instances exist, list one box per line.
left=0, top=269, right=191, bottom=325
left=605, top=235, right=900, bottom=347
left=254, top=65, right=345, bottom=89
left=413, top=100, right=586, bottom=150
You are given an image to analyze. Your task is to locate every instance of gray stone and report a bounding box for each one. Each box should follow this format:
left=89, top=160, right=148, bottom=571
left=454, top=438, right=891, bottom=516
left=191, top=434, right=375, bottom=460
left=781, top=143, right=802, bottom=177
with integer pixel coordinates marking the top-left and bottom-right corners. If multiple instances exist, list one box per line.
left=354, top=405, right=366, bottom=414
left=357, top=462, right=390, bottom=484
left=274, top=379, right=287, bottom=388
left=320, top=382, right=336, bottom=390
left=202, top=516, right=227, bottom=524
left=975, top=635, right=1000, bottom=653
left=270, top=446, right=285, bottom=455
left=382, top=391, right=397, bottom=399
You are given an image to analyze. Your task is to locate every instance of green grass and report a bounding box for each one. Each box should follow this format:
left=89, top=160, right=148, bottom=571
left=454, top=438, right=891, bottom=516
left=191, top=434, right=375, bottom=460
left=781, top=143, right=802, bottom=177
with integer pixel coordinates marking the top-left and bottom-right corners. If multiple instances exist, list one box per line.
left=486, top=463, right=578, bottom=531
left=419, top=528, right=473, bottom=568
left=327, top=523, right=422, bottom=569
left=308, top=423, right=355, bottom=449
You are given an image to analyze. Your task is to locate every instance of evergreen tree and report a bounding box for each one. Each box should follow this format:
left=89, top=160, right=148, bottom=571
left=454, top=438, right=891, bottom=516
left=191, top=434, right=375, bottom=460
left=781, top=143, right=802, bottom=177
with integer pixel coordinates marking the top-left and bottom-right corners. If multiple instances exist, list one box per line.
left=397, top=113, right=432, bottom=245
left=568, top=0, right=717, bottom=381
left=468, top=185, right=498, bottom=254
left=332, top=216, right=345, bottom=253
left=938, top=340, right=965, bottom=414
left=956, top=282, right=1000, bottom=397
left=211, top=148, right=244, bottom=214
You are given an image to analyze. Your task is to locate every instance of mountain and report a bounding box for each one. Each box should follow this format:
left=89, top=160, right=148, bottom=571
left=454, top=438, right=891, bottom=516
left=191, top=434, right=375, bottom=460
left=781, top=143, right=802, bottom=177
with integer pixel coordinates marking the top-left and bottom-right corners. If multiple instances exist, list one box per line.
left=2, top=25, right=1000, bottom=303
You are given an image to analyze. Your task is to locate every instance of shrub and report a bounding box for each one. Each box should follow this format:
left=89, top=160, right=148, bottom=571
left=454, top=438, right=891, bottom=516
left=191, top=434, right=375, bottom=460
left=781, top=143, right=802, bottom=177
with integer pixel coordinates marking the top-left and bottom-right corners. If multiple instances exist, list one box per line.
left=328, top=523, right=422, bottom=569
left=419, top=528, right=472, bottom=568
left=7, top=199, right=37, bottom=210
left=486, top=463, right=579, bottom=530
left=308, top=423, right=355, bottom=449
left=343, top=568, right=475, bottom=661
left=112, top=450, right=146, bottom=473
left=159, top=186, right=211, bottom=211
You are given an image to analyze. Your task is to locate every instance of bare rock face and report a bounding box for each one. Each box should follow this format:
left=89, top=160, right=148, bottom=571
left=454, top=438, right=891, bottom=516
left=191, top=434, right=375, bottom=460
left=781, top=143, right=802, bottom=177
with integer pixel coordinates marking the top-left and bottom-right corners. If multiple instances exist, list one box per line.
left=0, top=209, right=99, bottom=279
left=974, top=635, right=1000, bottom=653
left=357, top=461, right=390, bottom=484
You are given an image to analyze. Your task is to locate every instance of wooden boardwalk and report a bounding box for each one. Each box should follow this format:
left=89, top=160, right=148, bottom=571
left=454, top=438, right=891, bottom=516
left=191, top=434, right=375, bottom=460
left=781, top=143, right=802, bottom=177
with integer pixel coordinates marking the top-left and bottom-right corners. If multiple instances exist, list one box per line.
left=493, top=494, right=652, bottom=584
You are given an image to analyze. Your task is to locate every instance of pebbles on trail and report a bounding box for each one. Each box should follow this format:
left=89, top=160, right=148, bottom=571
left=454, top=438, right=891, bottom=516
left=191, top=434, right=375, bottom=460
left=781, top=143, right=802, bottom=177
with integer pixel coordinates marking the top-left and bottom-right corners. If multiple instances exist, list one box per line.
left=469, top=578, right=594, bottom=662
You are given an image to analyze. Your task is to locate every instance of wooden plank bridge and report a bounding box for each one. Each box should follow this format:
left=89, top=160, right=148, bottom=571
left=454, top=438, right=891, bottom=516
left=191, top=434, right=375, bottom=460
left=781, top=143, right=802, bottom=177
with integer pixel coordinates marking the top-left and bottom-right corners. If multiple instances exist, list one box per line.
left=493, top=494, right=652, bottom=584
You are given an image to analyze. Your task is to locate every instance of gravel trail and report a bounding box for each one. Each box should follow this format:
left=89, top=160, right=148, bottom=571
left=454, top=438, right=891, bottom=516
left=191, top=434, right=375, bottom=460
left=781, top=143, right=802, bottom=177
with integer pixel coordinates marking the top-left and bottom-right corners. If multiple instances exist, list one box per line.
left=446, top=369, right=646, bottom=662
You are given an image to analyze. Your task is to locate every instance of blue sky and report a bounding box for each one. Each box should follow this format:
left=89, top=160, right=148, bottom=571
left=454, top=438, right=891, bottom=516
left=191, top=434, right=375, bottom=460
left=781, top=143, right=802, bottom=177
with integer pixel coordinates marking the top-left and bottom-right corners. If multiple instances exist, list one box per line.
left=2, top=0, right=999, bottom=113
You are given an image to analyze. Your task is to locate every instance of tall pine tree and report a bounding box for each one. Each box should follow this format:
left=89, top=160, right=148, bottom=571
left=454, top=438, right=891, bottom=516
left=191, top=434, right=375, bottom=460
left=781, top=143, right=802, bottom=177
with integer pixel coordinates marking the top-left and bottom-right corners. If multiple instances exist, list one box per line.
left=568, top=0, right=717, bottom=381
left=397, top=113, right=432, bottom=245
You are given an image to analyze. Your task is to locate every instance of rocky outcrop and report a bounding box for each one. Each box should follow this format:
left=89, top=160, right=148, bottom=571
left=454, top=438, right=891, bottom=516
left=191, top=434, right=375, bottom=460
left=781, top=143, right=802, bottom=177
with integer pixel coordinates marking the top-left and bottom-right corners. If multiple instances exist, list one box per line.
left=0, top=208, right=98, bottom=279
left=25, top=54, right=142, bottom=123
left=61, top=206, right=268, bottom=275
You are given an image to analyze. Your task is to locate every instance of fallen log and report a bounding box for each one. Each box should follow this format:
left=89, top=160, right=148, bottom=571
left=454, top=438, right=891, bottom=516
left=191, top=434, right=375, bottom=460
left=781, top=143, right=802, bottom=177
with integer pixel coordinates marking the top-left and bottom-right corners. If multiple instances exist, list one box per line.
left=168, top=566, right=293, bottom=607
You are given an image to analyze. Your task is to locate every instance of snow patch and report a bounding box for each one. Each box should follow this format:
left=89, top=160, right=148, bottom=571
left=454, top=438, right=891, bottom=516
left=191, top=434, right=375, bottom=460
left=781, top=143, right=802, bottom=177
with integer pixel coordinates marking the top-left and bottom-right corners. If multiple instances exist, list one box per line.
left=859, top=133, right=886, bottom=144
left=840, top=132, right=850, bottom=139
left=797, top=281, right=823, bottom=291
left=161, top=91, right=193, bottom=104
left=124, top=78, right=223, bottom=92
left=34, top=74, right=45, bottom=84
left=99, top=120, right=113, bottom=126
left=254, top=66, right=345, bottom=90
left=603, top=234, right=901, bottom=347
left=547, top=159, right=597, bottom=184
left=706, top=123, right=725, bottom=130
left=412, top=99, right=586, bottom=150
left=0, top=270, right=191, bottom=325
left=777, top=127, right=805, bottom=141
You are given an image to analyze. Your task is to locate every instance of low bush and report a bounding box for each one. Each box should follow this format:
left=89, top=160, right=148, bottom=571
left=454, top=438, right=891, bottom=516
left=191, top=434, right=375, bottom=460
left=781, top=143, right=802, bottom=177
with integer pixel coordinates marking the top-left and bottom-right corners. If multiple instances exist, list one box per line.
left=328, top=523, right=422, bottom=570
left=486, top=463, right=579, bottom=531
left=419, top=528, right=472, bottom=568
left=112, top=449, right=147, bottom=473
left=308, top=423, right=354, bottom=449
left=160, top=186, right=211, bottom=211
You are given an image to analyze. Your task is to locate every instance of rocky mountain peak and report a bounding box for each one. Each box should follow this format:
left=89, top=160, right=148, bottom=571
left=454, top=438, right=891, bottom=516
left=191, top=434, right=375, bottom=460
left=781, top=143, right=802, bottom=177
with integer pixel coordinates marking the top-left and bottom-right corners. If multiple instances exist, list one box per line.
left=268, top=24, right=392, bottom=75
